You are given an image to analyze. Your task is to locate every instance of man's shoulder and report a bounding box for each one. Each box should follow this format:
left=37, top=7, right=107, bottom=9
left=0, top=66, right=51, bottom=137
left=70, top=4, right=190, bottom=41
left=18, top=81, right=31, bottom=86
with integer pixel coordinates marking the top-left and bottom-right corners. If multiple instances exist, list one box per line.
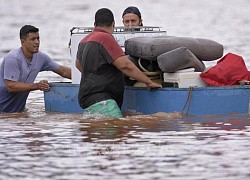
left=81, top=30, right=113, bottom=44
left=95, top=31, right=113, bottom=40
left=5, top=48, right=22, bottom=58
left=36, top=50, right=47, bottom=56
left=34, top=51, right=51, bottom=60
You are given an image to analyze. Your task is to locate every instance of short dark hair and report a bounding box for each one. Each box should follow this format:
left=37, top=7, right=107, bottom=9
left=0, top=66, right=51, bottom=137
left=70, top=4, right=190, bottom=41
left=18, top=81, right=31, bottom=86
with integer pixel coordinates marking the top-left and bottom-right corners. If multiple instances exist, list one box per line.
left=20, top=25, right=39, bottom=39
left=95, top=8, right=114, bottom=27
left=122, top=6, right=141, bottom=19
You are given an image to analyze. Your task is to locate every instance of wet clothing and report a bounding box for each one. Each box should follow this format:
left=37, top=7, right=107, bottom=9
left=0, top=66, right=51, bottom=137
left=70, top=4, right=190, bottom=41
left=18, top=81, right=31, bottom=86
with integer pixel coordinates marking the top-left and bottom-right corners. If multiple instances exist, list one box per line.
left=84, top=99, right=123, bottom=118
left=0, top=48, right=60, bottom=113
left=77, top=27, right=125, bottom=111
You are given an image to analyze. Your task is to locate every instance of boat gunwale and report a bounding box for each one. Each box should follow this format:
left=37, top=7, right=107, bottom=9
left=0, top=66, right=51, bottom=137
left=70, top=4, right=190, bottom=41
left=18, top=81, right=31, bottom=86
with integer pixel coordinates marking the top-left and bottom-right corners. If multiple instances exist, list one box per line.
left=48, top=82, right=250, bottom=91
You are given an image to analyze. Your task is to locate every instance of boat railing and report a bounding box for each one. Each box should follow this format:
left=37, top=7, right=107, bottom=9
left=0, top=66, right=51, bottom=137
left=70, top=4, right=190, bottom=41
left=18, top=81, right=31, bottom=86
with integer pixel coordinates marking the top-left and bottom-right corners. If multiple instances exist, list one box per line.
left=70, top=26, right=166, bottom=35
left=69, top=26, right=167, bottom=84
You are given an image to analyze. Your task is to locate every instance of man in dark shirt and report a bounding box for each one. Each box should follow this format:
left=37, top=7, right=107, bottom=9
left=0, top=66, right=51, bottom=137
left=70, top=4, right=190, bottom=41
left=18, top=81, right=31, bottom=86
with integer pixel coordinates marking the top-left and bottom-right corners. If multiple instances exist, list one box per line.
left=76, top=8, right=162, bottom=118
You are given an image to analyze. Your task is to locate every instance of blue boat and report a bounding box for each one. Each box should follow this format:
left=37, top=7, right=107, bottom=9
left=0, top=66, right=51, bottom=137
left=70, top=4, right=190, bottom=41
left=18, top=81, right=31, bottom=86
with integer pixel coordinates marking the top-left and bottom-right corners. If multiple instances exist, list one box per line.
left=43, top=26, right=250, bottom=115
left=44, top=83, right=250, bottom=115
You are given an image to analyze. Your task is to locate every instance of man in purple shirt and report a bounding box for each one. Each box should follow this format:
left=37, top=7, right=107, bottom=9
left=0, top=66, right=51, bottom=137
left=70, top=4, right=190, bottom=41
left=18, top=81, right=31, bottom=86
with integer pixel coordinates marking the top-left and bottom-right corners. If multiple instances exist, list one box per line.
left=0, top=25, right=71, bottom=113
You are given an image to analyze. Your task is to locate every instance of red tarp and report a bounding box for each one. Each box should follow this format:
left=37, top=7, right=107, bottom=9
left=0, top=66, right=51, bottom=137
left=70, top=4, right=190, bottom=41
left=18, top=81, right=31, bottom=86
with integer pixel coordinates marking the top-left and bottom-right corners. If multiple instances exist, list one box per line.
left=200, top=53, right=250, bottom=86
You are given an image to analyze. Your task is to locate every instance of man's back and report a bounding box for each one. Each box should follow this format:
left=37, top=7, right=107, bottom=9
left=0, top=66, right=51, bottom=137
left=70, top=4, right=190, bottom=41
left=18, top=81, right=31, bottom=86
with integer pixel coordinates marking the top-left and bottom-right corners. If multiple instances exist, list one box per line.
left=77, top=28, right=125, bottom=109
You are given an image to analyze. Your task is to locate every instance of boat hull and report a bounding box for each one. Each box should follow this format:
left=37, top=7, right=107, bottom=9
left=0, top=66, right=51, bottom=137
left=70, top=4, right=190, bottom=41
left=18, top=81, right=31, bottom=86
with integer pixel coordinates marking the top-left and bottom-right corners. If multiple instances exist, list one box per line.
left=44, top=83, right=250, bottom=115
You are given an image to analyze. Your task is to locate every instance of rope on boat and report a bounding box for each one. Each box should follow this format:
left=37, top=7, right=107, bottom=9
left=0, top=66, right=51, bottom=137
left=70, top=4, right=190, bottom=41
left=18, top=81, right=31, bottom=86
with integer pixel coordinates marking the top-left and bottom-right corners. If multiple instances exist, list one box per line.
left=182, top=86, right=193, bottom=115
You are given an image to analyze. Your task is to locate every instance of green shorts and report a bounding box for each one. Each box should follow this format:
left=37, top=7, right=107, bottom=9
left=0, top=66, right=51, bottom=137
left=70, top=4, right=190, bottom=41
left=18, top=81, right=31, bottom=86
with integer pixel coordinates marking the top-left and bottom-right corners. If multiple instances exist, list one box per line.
left=84, top=99, right=123, bottom=118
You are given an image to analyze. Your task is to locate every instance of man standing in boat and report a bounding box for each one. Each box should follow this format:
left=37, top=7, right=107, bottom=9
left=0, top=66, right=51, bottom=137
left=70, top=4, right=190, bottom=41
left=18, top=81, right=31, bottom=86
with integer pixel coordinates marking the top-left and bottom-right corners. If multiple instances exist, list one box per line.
left=122, top=6, right=160, bottom=86
left=122, top=6, right=144, bottom=86
left=0, top=25, right=71, bottom=113
left=75, top=8, right=162, bottom=118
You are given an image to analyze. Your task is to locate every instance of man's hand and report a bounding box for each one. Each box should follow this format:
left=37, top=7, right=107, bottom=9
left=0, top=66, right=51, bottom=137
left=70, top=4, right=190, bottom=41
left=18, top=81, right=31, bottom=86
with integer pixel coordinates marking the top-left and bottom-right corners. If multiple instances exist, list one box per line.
left=37, top=80, right=50, bottom=91
left=146, top=81, right=162, bottom=90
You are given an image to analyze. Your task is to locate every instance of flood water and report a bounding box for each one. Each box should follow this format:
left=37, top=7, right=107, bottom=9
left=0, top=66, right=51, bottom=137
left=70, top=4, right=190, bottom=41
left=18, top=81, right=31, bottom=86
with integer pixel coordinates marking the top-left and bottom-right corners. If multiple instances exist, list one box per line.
left=1, top=0, right=250, bottom=179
